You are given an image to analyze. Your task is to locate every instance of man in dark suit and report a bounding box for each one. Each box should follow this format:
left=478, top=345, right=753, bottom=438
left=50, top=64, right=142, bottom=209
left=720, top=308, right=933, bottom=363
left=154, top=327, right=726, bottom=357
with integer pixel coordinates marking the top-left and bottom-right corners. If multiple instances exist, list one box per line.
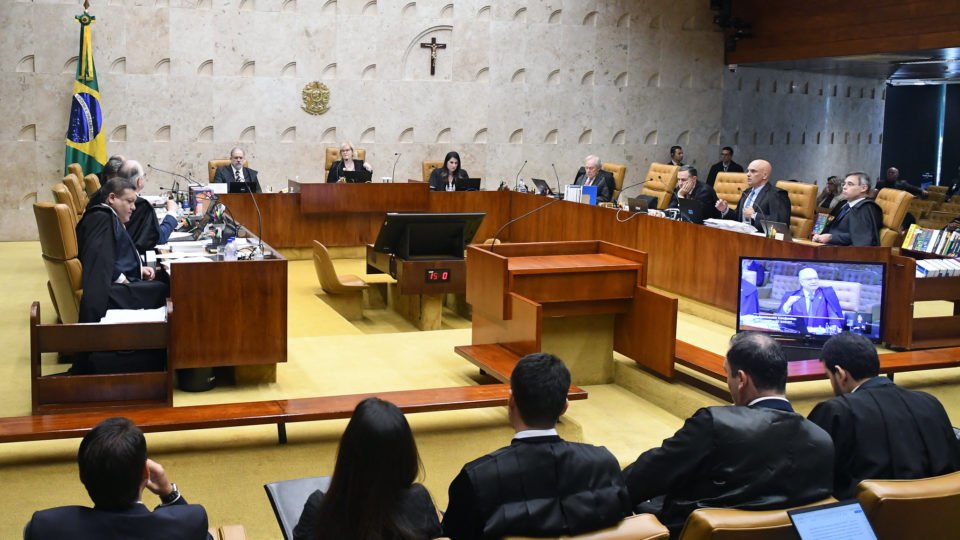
left=25, top=417, right=211, bottom=539
left=705, top=146, right=744, bottom=187
left=668, top=166, right=720, bottom=222
left=622, top=333, right=833, bottom=535
left=442, top=353, right=631, bottom=540
left=669, top=145, right=684, bottom=167
left=808, top=332, right=960, bottom=499
left=777, top=267, right=844, bottom=333
left=573, top=155, right=615, bottom=203
left=812, top=172, right=884, bottom=247
left=213, top=146, right=261, bottom=193
left=739, top=278, right=759, bottom=316
left=715, top=159, right=792, bottom=232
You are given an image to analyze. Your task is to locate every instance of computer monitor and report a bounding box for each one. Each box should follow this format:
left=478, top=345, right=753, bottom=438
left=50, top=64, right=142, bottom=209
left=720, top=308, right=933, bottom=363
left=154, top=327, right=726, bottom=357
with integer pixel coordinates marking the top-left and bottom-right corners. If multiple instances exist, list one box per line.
left=341, top=170, right=372, bottom=183
left=373, top=212, right=486, bottom=260
left=677, top=198, right=706, bottom=224
left=456, top=177, right=481, bottom=191
left=737, top=256, right=886, bottom=345
left=228, top=181, right=258, bottom=193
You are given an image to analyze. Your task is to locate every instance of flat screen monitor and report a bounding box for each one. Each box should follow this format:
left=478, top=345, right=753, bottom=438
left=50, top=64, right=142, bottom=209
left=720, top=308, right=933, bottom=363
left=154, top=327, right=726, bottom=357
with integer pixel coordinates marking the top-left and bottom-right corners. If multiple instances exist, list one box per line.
left=228, top=181, right=258, bottom=193
left=373, top=212, right=486, bottom=260
left=737, top=256, right=886, bottom=343
left=341, top=170, right=372, bottom=183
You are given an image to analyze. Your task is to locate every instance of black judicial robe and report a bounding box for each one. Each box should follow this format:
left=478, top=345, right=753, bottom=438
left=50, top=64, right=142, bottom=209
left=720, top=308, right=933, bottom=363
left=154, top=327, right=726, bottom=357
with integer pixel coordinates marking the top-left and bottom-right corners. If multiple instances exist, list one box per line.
left=574, top=169, right=615, bottom=203
left=623, top=400, right=834, bottom=535
left=86, top=191, right=177, bottom=253
left=822, top=199, right=883, bottom=247
left=442, top=435, right=631, bottom=540
left=25, top=497, right=211, bottom=540
left=722, top=184, right=792, bottom=232
left=808, top=376, right=960, bottom=499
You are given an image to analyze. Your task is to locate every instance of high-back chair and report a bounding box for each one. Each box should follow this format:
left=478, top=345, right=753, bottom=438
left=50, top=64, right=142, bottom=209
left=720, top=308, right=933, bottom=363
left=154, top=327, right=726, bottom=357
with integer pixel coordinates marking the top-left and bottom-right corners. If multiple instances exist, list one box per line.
left=714, top=172, right=748, bottom=211
left=422, top=160, right=444, bottom=183
left=677, top=497, right=838, bottom=539
left=34, top=202, right=82, bottom=324
left=51, top=183, right=80, bottom=218
left=874, top=188, right=914, bottom=247
left=67, top=162, right=84, bottom=185
left=640, top=163, right=680, bottom=210
left=312, top=240, right=369, bottom=321
left=324, top=146, right=366, bottom=179
left=83, top=173, right=101, bottom=196
left=776, top=180, right=817, bottom=238
left=505, top=514, right=669, bottom=539
left=603, top=162, right=627, bottom=202
left=63, top=173, right=87, bottom=216
left=208, top=158, right=249, bottom=182
left=857, top=471, right=960, bottom=540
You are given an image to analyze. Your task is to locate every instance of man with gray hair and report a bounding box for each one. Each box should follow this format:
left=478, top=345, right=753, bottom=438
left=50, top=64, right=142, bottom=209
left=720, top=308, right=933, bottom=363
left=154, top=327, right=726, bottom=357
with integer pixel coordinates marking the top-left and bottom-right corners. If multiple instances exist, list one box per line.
left=213, top=146, right=261, bottom=193
left=812, top=172, right=883, bottom=246
left=117, top=159, right=179, bottom=253
left=573, top=155, right=614, bottom=203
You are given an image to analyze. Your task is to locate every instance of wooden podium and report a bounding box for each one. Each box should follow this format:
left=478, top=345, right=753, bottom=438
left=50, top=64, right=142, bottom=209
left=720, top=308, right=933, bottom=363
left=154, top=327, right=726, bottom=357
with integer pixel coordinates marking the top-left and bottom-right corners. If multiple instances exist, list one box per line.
left=456, top=241, right=678, bottom=385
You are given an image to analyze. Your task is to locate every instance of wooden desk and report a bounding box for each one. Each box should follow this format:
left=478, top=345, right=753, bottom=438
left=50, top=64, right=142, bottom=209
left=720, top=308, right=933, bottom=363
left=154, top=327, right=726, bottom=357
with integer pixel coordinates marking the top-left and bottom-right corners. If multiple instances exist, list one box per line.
left=289, top=181, right=429, bottom=214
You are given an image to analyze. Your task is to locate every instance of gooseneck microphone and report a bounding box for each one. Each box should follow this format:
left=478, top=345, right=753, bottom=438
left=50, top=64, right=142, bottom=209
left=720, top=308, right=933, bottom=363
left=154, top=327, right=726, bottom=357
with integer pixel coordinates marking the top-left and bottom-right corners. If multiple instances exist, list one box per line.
left=245, top=185, right=265, bottom=257
left=551, top=163, right=562, bottom=198
left=515, top=160, right=527, bottom=190
left=489, top=196, right=562, bottom=252
left=148, top=164, right=195, bottom=186
left=391, top=152, right=401, bottom=183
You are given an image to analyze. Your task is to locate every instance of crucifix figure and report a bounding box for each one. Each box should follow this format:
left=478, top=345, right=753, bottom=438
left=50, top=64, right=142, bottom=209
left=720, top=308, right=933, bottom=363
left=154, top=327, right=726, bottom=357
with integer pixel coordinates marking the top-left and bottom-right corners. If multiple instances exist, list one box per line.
left=420, top=37, right=447, bottom=76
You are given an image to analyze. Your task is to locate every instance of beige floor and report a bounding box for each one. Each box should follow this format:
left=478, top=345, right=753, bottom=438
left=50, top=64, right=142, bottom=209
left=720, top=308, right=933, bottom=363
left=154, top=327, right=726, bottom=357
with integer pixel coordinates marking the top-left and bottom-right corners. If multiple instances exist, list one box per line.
left=1, top=241, right=958, bottom=539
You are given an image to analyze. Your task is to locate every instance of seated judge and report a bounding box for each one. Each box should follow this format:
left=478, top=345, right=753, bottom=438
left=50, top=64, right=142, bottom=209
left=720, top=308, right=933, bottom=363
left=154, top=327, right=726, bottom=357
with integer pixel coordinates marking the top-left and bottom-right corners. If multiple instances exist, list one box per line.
left=213, top=146, right=261, bottom=192
left=77, top=177, right=168, bottom=323
left=442, top=353, right=631, bottom=540
left=573, top=155, right=615, bottom=203
left=667, top=166, right=720, bottom=222
left=777, top=267, right=844, bottom=333
left=808, top=332, right=960, bottom=500
left=705, top=146, right=743, bottom=187
left=622, top=333, right=833, bottom=536
left=812, top=172, right=883, bottom=247
left=293, top=397, right=441, bottom=540
left=429, top=151, right=470, bottom=191
left=118, top=160, right=179, bottom=253
left=24, top=417, right=211, bottom=540
left=326, top=141, right=372, bottom=183
left=715, top=159, right=791, bottom=232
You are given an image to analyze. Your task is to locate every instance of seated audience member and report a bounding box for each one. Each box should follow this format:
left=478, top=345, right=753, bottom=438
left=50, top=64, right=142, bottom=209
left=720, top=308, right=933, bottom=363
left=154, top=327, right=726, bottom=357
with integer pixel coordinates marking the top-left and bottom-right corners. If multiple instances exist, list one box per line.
left=429, top=151, right=470, bottom=191
left=715, top=159, right=791, bottom=232
left=669, top=145, right=684, bottom=167
left=24, top=417, right=210, bottom=540
left=816, top=176, right=842, bottom=211
left=293, top=397, right=440, bottom=540
left=213, top=146, right=262, bottom=193
left=622, top=333, right=833, bottom=535
left=326, top=141, right=372, bottom=183
left=442, top=353, right=631, bottom=540
left=77, top=177, right=168, bottom=323
left=777, top=267, right=844, bottom=332
left=705, top=146, right=743, bottom=187
left=874, top=166, right=925, bottom=198
left=573, top=155, right=615, bottom=203
left=808, top=332, right=960, bottom=499
left=812, top=172, right=883, bottom=247
left=667, top=166, right=720, bottom=221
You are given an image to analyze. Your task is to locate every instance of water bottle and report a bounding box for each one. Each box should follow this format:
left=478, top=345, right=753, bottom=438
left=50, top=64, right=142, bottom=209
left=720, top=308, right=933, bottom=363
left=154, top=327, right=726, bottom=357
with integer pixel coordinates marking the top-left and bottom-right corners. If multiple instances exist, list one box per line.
left=224, top=237, right=238, bottom=261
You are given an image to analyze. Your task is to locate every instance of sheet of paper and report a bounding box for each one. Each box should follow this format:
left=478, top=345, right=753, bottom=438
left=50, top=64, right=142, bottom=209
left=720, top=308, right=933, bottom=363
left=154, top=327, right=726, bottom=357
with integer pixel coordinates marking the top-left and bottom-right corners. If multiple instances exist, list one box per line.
left=100, top=307, right=167, bottom=323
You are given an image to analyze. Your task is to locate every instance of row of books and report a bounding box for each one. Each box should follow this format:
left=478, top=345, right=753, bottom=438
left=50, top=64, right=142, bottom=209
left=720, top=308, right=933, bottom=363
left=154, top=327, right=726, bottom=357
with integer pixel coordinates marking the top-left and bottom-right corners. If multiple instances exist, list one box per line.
left=902, top=224, right=960, bottom=257
left=916, top=258, right=960, bottom=278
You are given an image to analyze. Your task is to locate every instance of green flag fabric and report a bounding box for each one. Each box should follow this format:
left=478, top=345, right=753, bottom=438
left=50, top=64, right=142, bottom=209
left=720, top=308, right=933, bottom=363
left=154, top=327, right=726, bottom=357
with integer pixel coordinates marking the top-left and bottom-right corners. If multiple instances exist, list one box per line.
left=64, top=11, right=106, bottom=176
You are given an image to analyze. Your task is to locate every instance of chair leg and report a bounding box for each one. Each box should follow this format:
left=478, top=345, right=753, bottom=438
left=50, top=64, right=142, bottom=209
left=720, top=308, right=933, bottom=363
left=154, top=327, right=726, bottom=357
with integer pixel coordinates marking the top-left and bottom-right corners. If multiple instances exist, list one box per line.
left=277, top=423, right=287, bottom=444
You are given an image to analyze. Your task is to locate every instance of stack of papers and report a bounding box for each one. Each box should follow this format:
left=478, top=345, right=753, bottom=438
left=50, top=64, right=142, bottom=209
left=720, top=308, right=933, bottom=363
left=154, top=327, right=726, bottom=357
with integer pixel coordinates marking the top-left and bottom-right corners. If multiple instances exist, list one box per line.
left=704, top=218, right=759, bottom=234
left=100, top=307, right=167, bottom=323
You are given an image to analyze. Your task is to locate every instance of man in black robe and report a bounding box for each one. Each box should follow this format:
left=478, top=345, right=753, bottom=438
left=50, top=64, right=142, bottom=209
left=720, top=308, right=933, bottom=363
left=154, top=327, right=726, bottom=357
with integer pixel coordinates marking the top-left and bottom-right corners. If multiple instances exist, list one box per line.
left=442, top=353, right=631, bottom=540
left=573, top=155, right=615, bottom=203
left=622, top=333, right=833, bottom=536
left=808, top=332, right=960, bottom=499
left=812, top=172, right=884, bottom=247
left=715, top=159, right=792, bottom=232
left=667, top=166, right=721, bottom=222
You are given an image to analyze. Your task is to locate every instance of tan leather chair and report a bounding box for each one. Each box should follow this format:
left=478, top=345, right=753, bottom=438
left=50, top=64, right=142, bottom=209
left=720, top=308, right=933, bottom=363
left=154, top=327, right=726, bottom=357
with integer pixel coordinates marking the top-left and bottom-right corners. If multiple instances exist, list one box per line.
left=874, top=188, right=914, bottom=247
left=313, top=240, right=368, bottom=321
left=937, top=201, right=960, bottom=215
left=715, top=172, right=748, bottom=211
left=926, top=191, right=946, bottom=203
left=33, top=202, right=83, bottom=324
left=857, top=471, right=960, bottom=540
left=83, top=173, right=101, bottom=196
left=820, top=279, right=861, bottom=311
left=52, top=183, right=79, bottom=218
left=208, top=524, right=247, bottom=540
left=776, top=180, right=817, bottom=238
left=640, top=162, right=679, bottom=210
left=67, top=163, right=84, bottom=185
left=603, top=162, right=627, bottom=202
left=927, top=185, right=948, bottom=195
left=324, top=146, right=367, bottom=179
left=63, top=173, right=88, bottom=215
left=423, top=160, right=444, bottom=183
left=919, top=210, right=960, bottom=230
left=908, top=199, right=937, bottom=220
left=677, top=497, right=838, bottom=539
left=208, top=158, right=249, bottom=182
left=505, top=514, right=669, bottom=540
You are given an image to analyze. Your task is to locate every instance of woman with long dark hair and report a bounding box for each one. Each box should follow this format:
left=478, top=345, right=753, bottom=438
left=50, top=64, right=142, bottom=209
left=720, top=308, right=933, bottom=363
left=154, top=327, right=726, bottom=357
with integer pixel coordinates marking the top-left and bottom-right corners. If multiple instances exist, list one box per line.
left=428, top=151, right=470, bottom=191
left=293, top=397, right=441, bottom=540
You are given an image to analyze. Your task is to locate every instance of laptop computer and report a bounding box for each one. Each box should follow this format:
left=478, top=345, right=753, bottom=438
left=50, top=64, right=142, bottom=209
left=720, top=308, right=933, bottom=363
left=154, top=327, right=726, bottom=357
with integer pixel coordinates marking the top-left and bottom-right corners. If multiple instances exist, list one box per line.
left=456, top=177, right=482, bottom=191
left=627, top=195, right=659, bottom=213
left=788, top=500, right=877, bottom=540
left=760, top=219, right=793, bottom=241
left=677, top=198, right=706, bottom=224
left=342, top=169, right=372, bottom=183
left=531, top=178, right=554, bottom=195
left=228, top=181, right=258, bottom=193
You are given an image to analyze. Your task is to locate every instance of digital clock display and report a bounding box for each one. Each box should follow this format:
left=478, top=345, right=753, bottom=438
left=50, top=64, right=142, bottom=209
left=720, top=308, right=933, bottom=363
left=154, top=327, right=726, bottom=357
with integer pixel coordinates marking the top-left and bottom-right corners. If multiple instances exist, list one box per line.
left=425, top=269, right=451, bottom=282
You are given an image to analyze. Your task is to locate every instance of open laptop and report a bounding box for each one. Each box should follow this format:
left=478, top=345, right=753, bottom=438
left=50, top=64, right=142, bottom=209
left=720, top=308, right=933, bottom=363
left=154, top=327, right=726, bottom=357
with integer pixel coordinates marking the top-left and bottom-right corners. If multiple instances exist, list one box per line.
left=342, top=169, right=372, bottom=183
left=627, top=195, right=659, bottom=213
left=456, top=177, right=482, bottom=191
left=677, top=198, right=706, bottom=224
left=760, top=219, right=793, bottom=241
left=531, top=178, right=554, bottom=195
left=788, top=500, right=877, bottom=540
left=228, top=181, right=258, bottom=193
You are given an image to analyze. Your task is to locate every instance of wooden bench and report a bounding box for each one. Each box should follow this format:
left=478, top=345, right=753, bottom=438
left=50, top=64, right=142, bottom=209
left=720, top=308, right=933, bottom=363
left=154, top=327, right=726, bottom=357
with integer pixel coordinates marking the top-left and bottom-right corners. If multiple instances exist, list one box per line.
left=0, top=382, right=588, bottom=445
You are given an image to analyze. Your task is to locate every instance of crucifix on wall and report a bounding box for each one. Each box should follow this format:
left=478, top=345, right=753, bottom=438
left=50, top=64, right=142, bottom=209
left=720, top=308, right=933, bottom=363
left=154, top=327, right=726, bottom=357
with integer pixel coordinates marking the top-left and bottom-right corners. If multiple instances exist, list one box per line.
left=420, top=37, right=447, bottom=76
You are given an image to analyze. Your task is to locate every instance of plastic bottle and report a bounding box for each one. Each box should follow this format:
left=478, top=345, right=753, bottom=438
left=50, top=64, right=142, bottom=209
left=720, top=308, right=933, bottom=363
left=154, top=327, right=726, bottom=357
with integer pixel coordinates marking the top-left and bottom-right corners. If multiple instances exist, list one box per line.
left=224, top=237, right=238, bottom=261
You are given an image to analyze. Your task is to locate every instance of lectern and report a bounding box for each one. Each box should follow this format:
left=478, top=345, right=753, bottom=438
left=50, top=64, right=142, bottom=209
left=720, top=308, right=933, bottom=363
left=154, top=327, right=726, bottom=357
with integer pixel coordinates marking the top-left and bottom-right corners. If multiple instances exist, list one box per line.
left=456, top=241, right=678, bottom=385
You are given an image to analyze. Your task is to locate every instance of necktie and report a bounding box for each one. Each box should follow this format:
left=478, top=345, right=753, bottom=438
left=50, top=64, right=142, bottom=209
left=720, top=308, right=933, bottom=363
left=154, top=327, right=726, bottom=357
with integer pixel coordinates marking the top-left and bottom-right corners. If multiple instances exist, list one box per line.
left=834, top=203, right=850, bottom=224
left=585, top=176, right=593, bottom=187
left=235, top=170, right=241, bottom=182
left=742, top=189, right=758, bottom=220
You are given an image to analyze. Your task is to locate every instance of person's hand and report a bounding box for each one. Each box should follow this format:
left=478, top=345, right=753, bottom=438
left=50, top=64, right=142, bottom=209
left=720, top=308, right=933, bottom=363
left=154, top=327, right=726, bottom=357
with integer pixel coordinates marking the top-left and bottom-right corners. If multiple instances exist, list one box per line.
left=363, top=162, right=373, bottom=172
left=142, top=266, right=156, bottom=280
left=648, top=209, right=665, bottom=218
left=782, top=295, right=801, bottom=312
left=165, top=199, right=178, bottom=213
left=715, top=199, right=728, bottom=213
left=812, top=233, right=831, bottom=244
left=742, top=206, right=756, bottom=219
left=144, top=459, right=174, bottom=497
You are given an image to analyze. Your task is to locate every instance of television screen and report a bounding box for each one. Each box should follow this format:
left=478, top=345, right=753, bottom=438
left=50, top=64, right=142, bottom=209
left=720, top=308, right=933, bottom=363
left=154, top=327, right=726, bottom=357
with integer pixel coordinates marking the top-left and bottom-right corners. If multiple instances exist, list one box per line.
left=373, top=212, right=486, bottom=260
left=737, top=257, right=885, bottom=343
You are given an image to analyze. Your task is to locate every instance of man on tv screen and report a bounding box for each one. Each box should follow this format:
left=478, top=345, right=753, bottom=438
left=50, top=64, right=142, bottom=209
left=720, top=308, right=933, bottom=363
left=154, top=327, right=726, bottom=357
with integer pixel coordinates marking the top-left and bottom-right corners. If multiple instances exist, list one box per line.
left=777, top=268, right=843, bottom=334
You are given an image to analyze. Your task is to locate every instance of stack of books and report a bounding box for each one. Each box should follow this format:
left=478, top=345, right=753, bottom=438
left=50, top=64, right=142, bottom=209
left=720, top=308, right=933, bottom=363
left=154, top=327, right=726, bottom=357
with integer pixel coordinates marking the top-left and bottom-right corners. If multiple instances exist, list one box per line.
left=902, top=224, right=960, bottom=257
left=915, top=258, right=960, bottom=278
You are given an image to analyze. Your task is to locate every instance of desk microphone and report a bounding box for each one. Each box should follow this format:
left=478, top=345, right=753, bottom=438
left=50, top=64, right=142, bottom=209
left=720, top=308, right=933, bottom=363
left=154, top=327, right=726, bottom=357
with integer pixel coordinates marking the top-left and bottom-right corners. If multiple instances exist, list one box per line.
left=551, top=163, right=563, bottom=199
left=148, top=164, right=195, bottom=187
left=515, top=160, right=527, bottom=190
left=391, top=152, right=401, bottom=183
left=245, top=182, right=265, bottom=257
left=489, top=196, right=562, bottom=252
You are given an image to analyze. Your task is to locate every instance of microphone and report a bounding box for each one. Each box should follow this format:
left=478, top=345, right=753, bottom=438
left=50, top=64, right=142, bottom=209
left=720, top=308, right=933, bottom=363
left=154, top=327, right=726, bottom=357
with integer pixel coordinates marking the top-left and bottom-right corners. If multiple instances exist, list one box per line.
left=515, top=160, right=527, bottom=190
left=391, top=152, right=401, bottom=184
left=335, top=159, right=344, bottom=183
left=551, top=163, right=563, bottom=199
left=489, top=196, right=562, bottom=252
left=245, top=184, right=265, bottom=258
left=158, top=185, right=187, bottom=194
left=148, top=164, right=196, bottom=186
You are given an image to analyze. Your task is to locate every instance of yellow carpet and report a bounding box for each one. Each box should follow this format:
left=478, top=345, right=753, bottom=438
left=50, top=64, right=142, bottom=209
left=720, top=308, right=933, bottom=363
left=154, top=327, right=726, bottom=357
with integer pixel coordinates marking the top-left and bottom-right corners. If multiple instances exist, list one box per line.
left=1, top=242, right=958, bottom=539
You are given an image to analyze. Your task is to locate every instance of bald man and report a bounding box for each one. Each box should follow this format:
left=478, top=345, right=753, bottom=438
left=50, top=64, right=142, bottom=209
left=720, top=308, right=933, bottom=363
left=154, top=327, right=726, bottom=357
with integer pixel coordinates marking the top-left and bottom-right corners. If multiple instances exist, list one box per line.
left=715, top=159, right=791, bottom=232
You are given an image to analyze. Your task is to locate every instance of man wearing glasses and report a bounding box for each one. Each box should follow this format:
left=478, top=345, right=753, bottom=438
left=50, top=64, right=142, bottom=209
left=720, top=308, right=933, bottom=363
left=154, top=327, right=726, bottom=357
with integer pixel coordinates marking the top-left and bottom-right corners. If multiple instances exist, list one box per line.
left=812, top=172, right=883, bottom=247
left=213, top=146, right=261, bottom=192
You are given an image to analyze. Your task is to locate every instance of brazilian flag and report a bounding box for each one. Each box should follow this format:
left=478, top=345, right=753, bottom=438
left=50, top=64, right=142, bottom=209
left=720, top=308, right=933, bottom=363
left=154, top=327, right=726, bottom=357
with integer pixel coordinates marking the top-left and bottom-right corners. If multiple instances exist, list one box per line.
left=64, top=11, right=106, bottom=176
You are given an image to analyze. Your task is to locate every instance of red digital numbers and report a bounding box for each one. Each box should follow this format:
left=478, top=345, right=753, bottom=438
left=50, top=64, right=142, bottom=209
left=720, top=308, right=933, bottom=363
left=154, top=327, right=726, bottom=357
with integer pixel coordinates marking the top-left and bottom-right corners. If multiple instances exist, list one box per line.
left=425, top=269, right=451, bottom=282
